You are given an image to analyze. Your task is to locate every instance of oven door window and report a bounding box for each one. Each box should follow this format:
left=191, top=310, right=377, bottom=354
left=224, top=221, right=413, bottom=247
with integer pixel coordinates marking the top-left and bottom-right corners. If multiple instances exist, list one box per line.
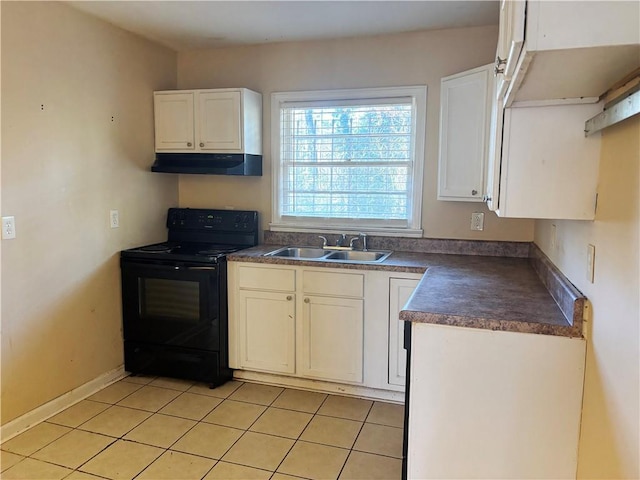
left=140, top=278, right=200, bottom=321
left=121, top=263, right=220, bottom=350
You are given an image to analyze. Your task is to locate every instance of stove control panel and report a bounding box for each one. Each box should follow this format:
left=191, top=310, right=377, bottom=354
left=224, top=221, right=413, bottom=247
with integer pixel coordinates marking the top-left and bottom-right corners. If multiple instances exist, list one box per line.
left=167, top=208, right=258, bottom=232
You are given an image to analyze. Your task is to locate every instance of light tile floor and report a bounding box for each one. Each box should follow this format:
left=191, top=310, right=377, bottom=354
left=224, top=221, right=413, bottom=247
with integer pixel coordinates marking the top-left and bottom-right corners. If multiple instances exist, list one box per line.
left=1, top=376, right=404, bottom=480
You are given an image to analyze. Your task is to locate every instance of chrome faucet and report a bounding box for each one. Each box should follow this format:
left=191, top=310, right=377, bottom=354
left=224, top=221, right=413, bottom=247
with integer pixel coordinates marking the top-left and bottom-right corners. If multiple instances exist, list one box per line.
left=319, top=234, right=354, bottom=250
left=359, top=233, right=368, bottom=251
left=348, top=233, right=368, bottom=251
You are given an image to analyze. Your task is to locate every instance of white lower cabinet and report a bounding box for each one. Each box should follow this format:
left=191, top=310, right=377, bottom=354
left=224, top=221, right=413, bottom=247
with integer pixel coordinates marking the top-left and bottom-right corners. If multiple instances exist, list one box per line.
left=238, top=290, right=295, bottom=374
left=388, top=278, right=420, bottom=386
left=407, top=322, right=586, bottom=479
left=301, top=295, right=363, bottom=383
left=228, top=261, right=421, bottom=398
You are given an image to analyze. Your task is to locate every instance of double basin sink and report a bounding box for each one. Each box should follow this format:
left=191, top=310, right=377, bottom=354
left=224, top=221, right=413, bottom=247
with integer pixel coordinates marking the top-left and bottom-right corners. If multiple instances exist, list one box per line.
left=264, top=246, right=392, bottom=264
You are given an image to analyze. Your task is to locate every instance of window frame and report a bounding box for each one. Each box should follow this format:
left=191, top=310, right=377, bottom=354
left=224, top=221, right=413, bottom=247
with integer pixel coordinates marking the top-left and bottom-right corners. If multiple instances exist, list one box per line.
left=270, top=86, right=427, bottom=237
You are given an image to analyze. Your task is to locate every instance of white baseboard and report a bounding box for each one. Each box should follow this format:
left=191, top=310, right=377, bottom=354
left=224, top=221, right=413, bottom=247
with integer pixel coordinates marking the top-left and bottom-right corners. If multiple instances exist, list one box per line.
left=1, top=366, right=126, bottom=442
left=233, top=370, right=405, bottom=404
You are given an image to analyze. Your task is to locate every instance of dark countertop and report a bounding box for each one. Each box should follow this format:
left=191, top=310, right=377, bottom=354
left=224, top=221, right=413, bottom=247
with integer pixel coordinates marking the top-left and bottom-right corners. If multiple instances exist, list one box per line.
left=228, top=245, right=584, bottom=338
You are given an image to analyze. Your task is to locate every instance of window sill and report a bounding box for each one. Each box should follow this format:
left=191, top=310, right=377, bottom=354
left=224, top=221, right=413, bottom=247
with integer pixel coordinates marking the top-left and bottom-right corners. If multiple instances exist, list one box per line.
left=268, top=223, right=423, bottom=238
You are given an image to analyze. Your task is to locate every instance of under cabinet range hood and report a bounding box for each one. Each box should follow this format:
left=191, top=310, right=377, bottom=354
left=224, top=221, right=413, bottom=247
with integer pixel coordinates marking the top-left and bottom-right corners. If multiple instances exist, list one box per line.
left=151, top=153, right=262, bottom=175
left=152, top=88, right=263, bottom=176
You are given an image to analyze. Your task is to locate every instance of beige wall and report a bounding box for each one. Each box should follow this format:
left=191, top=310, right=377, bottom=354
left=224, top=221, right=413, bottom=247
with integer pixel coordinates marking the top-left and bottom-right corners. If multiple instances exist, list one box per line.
left=534, top=117, right=639, bottom=479
left=177, top=27, right=534, bottom=241
left=1, top=1, right=178, bottom=424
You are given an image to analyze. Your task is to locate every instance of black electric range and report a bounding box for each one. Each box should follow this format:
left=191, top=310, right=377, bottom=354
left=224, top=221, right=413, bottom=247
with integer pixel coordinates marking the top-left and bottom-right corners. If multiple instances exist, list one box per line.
left=120, top=208, right=259, bottom=386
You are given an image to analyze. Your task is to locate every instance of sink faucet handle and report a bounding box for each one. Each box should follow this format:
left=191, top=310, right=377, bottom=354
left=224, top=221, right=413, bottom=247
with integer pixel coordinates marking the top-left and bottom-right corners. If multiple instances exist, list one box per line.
left=359, top=233, right=368, bottom=251
left=318, top=235, right=328, bottom=248
left=336, top=233, right=347, bottom=247
left=349, top=236, right=360, bottom=249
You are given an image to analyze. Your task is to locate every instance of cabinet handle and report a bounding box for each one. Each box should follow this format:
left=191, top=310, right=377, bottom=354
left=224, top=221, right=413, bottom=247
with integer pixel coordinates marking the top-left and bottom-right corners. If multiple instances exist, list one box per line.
left=471, top=189, right=478, bottom=196
left=286, top=295, right=293, bottom=301
left=187, top=142, right=192, bottom=147
left=199, top=142, right=205, bottom=147
left=304, top=298, right=310, bottom=303
left=494, top=56, right=507, bottom=76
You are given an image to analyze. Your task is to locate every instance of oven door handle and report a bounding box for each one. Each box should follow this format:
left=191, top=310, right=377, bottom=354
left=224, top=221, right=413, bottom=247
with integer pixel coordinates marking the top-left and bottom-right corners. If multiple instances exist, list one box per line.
left=184, top=266, right=218, bottom=271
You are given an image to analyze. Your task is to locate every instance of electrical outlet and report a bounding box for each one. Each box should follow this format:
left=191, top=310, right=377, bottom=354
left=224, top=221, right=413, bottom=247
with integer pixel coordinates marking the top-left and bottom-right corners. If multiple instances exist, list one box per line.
left=110, top=210, right=120, bottom=228
left=470, top=212, right=484, bottom=231
left=587, top=244, right=595, bottom=283
left=2, top=216, right=16, bottom=239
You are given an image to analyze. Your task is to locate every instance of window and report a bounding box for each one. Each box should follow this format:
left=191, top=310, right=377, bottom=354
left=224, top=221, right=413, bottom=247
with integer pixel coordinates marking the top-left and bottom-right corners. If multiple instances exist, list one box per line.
left=271, top=86, right=426, bottom=236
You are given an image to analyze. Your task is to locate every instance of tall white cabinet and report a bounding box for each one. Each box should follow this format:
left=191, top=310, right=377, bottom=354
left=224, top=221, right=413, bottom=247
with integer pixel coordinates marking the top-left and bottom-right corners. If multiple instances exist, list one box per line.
left=437, top=64, right=493, bottom=202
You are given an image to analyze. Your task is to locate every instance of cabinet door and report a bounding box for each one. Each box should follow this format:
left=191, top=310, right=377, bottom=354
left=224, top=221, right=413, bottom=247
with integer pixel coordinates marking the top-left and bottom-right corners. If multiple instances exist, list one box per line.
left=197, top=91, right=242, bottom=151
left=407, top=323, right=585, bottom=479
left=388, top=278, right=419, bottom=386
left=438, top=65, right=492, bottom=202
left=485, top=81, right=504, bottom=212
left=495, top=0, right=526, bottom=99
left=301, top=295, right=364, bottom=383
left=238, top=290, right=295, bottom=374
left=499, top=103, right=601, bottom=219
left=154, top=92, right=195, bottom=151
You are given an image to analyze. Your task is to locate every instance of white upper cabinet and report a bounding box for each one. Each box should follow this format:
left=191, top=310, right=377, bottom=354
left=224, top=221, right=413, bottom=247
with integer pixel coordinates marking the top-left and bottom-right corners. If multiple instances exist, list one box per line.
left=498, top=1, right=640, bottom=106
left=154, top=88, right=262, bottom=154
left=197, top=91, right=242, bottom=151
left=438, top=64, right=493, bottom=202
left=484, top=0, right=637, bottom=219
left=495, top=102, right=602, bottom=219
left=154, top=92, right=195, bottom=150
left=495, top=0, right=526, bottom=100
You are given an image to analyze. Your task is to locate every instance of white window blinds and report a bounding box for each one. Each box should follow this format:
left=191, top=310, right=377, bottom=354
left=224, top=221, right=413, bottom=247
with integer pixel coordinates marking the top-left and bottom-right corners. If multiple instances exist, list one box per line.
left=272, top=87, right=426, bottom=235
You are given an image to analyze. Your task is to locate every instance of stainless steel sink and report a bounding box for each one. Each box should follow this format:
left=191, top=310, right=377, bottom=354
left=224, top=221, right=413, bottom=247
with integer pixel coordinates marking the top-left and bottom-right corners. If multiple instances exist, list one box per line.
left=263, top=246, right=392, bottom=263
left=324, top=250, right=392, bottom=262
left=264, top=247, right=328, bottom=258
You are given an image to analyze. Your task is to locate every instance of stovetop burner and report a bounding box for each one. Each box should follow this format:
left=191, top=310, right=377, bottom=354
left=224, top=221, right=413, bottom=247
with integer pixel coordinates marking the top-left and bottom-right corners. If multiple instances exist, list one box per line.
left=121, top=208, right=259, bottom=265
left=123, top=242, right=245, bottom=262
left=137, top=243, right=175, bottom=253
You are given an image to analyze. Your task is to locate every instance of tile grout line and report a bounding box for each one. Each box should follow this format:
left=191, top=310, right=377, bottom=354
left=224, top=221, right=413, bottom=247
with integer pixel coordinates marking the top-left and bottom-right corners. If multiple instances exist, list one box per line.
left=334, top=399, right=377, bottom=479
left=4, top=379, right=404, bottom=479
left=67, top=384, right=194, bottom=478
left=268, top=389, right=325, bottom=477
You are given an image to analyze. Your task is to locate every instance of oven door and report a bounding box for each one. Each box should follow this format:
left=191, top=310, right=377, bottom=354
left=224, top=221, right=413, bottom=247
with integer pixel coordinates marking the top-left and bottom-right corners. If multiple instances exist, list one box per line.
left=121, top=260, right=221, bottom=351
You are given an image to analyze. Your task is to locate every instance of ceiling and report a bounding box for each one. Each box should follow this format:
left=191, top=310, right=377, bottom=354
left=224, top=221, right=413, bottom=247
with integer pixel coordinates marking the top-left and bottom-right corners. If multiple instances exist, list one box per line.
left=67, top=1, right=499, bottom=51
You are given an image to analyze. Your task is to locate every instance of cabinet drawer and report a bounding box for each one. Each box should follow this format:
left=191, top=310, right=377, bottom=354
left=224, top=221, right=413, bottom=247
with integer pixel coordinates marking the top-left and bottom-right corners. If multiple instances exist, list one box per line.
left=238, top=266, right=295, bottom=292
left=303, top=270, right=364, bottom=298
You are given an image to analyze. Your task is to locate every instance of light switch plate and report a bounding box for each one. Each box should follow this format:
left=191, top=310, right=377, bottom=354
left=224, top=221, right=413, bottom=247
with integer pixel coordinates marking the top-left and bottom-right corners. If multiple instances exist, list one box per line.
left=110, top=210, right=119, bottom=228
